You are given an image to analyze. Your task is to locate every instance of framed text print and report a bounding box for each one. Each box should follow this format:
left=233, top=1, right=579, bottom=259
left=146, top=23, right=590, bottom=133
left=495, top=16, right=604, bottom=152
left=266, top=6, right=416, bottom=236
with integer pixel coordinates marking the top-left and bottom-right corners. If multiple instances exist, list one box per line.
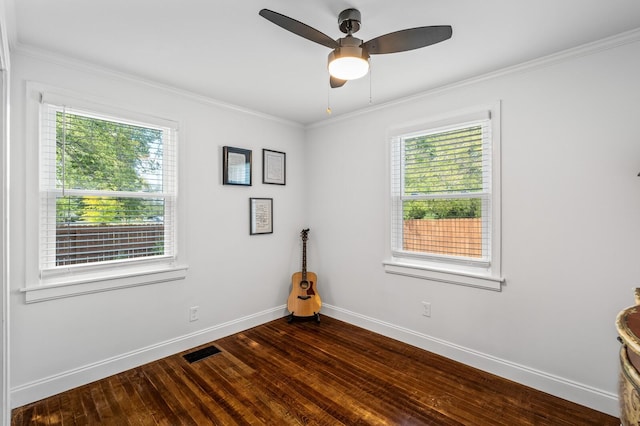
left=250, top=198, right=273, bottom=235
left=262, top=149, right=286, bottom=185
left=223, top=146, right=252, bottom=186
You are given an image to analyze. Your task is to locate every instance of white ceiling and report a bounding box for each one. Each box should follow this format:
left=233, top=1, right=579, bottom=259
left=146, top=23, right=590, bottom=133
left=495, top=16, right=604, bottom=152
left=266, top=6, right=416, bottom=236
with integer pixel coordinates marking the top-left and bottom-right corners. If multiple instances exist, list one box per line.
left=4, top=0, right=640, bottom=125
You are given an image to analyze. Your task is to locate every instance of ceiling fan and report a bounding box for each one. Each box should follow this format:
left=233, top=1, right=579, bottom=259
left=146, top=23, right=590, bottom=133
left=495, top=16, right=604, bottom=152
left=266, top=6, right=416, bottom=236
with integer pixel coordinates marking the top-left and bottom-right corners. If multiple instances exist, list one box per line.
left=259, top=8, right=452, bottom=88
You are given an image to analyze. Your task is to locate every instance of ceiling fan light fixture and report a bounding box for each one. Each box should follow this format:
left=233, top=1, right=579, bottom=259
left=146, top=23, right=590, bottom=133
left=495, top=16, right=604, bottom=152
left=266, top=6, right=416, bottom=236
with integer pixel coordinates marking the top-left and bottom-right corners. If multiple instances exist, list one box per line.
left=259, top=8, right=453, bottom=88
left=327, top=44, right=369, bottom=80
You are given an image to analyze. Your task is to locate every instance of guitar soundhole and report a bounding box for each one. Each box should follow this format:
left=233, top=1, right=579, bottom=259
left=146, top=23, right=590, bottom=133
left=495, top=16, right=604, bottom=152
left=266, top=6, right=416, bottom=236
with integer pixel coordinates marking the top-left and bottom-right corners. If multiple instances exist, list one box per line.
left=300, top=280, right=309, bottom=289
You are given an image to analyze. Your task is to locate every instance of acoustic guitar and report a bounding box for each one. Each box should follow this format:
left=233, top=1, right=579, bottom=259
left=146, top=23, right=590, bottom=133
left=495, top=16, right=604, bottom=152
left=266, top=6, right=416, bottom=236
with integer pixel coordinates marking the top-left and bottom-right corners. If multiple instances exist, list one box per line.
left=287, top=228, right=321, bottom=322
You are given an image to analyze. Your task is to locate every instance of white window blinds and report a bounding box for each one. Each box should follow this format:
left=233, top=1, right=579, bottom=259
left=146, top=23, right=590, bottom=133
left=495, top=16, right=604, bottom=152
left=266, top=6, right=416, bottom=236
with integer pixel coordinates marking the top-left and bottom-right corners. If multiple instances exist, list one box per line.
left=39, top=101, right=178, bottom=272
left=391, top=114, right=492, bottom=265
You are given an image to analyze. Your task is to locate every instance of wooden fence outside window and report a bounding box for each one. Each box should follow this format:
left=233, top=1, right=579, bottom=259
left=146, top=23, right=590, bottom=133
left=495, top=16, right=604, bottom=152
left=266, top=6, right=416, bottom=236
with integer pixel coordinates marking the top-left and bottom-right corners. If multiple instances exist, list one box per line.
left=56, top=224, right=165, bottom=265
left=55, top=219, right=481, bottom=265
left=403, top=218, right=482, bottom=258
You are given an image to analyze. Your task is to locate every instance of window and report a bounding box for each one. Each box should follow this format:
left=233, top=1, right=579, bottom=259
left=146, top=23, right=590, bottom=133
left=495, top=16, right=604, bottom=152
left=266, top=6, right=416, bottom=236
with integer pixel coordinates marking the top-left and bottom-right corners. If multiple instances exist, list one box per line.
left=385, top=104, right=503, bottom=290
left=23, top=87, right=187, bottom=302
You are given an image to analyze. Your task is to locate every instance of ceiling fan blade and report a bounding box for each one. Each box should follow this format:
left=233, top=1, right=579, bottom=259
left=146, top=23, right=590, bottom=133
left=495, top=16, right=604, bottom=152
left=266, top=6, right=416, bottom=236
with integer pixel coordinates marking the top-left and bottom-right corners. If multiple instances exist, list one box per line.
left=364, top=25, right=452, bottom=55
left=259, top=9, right=339, bottom=49
left=330, top=76, right=347, bottom=88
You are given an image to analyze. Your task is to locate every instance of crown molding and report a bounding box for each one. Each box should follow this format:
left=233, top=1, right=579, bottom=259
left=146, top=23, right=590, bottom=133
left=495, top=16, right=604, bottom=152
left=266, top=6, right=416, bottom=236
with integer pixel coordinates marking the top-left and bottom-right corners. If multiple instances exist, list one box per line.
left=10, top=42, right=303, bottom=129
left=307, top=26, right=640, bottom=129
left=7, top=24, right=640, bottom=130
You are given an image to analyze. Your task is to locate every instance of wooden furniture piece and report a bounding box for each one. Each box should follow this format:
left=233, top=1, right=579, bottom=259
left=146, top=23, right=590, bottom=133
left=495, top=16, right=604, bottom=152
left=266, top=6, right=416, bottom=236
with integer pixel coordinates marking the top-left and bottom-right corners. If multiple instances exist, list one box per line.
left=617, top=288, right=640, bottom=425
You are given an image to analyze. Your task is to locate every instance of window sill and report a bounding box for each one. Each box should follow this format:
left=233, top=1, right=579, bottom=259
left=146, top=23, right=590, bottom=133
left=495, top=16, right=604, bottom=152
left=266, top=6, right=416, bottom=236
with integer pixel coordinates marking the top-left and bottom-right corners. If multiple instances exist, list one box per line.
left=383, top=260, right=504, bottom=291
left=22, top=263, right=189, bottom=303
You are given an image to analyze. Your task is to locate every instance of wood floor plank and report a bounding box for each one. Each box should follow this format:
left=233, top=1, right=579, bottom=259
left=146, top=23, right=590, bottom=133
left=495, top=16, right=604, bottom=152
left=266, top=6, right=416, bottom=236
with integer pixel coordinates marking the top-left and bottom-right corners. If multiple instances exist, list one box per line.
left=12, top=316, right=620, bottom=425
left=160, top=357, right=227, bottom=424
left=238, top=325, right=448, bottom=424
left=219, top=332, right=363, bottom=424
left=141, top=361, right=199, bottom=426
left=248, top=322, right=475, bottom=424
left=118, top=370, right=155, bottom=425
left=65, top=382, right=89, bottom=425
left=57, top=392, right=77, bottom=425
left=172, top=357, right=257, bottom=425
left=43, top=394, right=62, bottom=426
left=102, top=374, right=139, bottom=426
left=193, top=355, right=287, bottom=423
left=78, top=386, right=102, bottom=424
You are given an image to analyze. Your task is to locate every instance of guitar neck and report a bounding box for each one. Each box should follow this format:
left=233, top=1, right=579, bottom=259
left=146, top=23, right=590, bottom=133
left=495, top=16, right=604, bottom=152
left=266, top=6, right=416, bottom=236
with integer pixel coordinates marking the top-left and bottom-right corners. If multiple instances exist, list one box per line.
left=301, top=239, right=307, bottom=281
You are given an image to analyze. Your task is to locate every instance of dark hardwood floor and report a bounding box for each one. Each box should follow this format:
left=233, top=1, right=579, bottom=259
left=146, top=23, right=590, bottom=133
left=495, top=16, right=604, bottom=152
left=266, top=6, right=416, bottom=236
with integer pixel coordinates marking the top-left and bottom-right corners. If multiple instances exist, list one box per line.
left=12, top=316, right=619, bottom=425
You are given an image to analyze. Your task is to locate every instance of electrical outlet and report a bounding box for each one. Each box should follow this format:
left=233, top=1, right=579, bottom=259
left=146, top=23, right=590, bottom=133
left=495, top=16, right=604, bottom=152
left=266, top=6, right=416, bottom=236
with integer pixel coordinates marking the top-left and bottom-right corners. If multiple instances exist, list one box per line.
left=189, top=306, right=199, bottom=322
left=422, top=301, right=431, bottom=317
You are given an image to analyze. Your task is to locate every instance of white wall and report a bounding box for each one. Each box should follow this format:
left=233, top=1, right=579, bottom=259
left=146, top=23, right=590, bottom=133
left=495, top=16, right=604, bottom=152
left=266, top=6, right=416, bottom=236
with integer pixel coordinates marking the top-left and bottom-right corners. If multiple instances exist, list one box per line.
left=7, top=31, right=640, bottom=417
left=8, top=52, right=307, bottom=406
left=305, top=34, right=640, bottom=416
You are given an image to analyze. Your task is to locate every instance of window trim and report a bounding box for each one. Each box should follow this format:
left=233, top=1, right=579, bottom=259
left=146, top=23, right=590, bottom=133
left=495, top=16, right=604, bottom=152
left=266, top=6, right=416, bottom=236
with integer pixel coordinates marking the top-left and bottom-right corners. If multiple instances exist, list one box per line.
left=21, top=262, right=188, bottom=303
left=384, top=102, right=504, bottom=291
left=23, top=83, right=188, bottom=303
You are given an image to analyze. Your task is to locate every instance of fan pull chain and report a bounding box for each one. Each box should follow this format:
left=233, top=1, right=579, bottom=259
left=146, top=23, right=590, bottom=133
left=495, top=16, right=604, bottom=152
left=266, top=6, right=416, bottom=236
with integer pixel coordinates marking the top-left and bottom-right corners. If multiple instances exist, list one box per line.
left=326, top=86, right=332, bottom=115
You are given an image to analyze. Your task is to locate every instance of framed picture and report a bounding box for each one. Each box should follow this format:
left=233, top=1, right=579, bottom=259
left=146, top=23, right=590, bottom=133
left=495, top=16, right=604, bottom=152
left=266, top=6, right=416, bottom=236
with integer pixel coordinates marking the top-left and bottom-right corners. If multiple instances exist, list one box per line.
left=250, top=198, right=273, bottom=235
left=262, top=149, right=286, bottom=185
left=223, top=146, right=252, bottom=186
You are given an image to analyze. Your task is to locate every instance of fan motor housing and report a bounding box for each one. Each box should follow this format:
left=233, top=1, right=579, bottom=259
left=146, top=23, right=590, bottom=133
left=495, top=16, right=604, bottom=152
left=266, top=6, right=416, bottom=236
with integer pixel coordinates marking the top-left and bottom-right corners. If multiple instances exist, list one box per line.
left=328, top=35, right=369, bottom=63
left=338, top=8, right=361, bottom=34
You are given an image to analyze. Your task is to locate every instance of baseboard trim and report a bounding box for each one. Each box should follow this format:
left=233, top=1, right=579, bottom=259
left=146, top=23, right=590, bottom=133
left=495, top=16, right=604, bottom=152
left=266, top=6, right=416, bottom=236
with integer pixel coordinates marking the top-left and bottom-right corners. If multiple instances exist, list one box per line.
left=321, top=304, right=619, bottom=417
left=10, top=306, right=288, bottom=408
left=11, top=304, right=620, bottom=417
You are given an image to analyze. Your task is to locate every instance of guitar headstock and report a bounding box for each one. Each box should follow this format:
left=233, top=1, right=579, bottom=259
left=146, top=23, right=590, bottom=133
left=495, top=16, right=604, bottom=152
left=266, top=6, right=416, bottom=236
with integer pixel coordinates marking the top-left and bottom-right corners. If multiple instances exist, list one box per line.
left=300, top=228, right=309, bottom=242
